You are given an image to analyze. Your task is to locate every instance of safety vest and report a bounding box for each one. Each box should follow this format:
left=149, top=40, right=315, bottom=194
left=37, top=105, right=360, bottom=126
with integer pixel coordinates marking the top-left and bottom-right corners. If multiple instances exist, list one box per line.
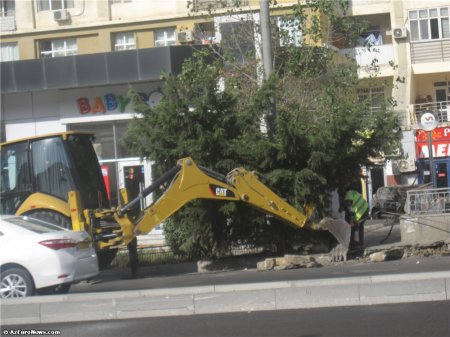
left=345, top=190, right=369, bottom=221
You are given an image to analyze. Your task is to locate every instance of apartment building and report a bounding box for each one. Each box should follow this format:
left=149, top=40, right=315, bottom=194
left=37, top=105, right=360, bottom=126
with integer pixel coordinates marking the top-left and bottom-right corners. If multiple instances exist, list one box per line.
left=339, top=0, right=450, bottom=194
left=1, top=0, right=449, bottom=213
left=0, top=1, right=316, bottom=207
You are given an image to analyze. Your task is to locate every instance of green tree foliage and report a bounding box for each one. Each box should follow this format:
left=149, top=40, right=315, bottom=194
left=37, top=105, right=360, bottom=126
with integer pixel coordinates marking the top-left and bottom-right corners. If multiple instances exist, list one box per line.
left=123, top=0, right=402, bottom=258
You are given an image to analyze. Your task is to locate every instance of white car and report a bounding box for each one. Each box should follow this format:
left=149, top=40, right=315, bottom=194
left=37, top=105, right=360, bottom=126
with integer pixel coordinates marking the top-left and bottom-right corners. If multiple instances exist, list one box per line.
left=0, top=215, right=99, bottom=298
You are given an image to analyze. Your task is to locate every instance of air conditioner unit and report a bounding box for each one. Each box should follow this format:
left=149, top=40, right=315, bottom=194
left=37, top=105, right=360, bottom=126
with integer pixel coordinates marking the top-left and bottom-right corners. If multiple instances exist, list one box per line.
left=53, top=9, right=70, bottom=21
left=395, top=159, right=416, bottom=173
left=393, top=28, right=407, bottom=39
left=177, top=30, right=194, bottom=43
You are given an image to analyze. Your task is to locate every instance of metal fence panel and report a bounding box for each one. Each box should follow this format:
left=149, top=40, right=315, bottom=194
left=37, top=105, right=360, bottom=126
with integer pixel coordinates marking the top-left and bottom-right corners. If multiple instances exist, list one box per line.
left=406, top=187, right=450, bottom=215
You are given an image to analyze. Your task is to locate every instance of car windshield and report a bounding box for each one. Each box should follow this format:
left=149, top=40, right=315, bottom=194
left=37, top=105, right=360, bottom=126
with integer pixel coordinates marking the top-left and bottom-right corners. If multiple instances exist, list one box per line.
left=4, top=216, right=65, bottom=234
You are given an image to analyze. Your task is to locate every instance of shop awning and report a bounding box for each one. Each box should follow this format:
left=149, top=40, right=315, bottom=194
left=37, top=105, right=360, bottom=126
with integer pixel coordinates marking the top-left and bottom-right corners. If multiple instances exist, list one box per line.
left=1, top=45, right=197, bottom=94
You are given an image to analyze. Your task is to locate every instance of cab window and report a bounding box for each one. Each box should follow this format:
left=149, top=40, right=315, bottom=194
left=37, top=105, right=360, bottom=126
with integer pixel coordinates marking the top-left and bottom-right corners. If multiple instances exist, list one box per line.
left=0, top=142, right=32, bottom=214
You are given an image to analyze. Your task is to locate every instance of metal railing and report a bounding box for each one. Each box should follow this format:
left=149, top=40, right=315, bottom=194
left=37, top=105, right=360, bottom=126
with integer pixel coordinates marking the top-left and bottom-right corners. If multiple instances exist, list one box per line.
left=0, top=14, right=16, bottom=32
left=109, top=243, right=277, bottom=268
left=413, top=100, right=450, bottom=124
left=410, top=39, right=450, bottom=64
left=192, top=0, right=249, bottom=11
left=405, top=187, right=450, bottom=215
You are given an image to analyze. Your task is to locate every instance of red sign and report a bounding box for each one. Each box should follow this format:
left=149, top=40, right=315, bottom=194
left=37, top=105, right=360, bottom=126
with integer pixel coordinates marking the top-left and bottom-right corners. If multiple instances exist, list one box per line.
left=415, top=127, right=450, bottom=159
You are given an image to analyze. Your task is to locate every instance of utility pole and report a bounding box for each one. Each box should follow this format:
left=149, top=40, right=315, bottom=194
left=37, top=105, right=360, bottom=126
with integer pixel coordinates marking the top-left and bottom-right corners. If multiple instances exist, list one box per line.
left=260, top=0, right=276, bottom=137
left=260, top=0, right=273, bottom=80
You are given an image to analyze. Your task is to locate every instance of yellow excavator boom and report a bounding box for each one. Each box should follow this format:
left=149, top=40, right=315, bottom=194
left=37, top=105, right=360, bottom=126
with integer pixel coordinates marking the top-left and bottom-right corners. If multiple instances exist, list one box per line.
left=115, top=157, right=318, bottom=246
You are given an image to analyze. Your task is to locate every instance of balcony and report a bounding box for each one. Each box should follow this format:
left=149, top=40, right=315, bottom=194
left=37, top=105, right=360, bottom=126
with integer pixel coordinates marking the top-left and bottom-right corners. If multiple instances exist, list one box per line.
left=410, top=39, right=450, bottom=64
left=192, top=0, right=249, bottom=11
left=0, top=14, right=16, bottom=32
left=411, top=101, right=450, bottom=127
left=341, top=44, right=394, bottom=68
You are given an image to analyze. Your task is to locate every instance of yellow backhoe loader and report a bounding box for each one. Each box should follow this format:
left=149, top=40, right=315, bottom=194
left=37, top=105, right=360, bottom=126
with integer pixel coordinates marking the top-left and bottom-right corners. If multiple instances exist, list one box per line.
left=0, top=132, right=350, bottom=267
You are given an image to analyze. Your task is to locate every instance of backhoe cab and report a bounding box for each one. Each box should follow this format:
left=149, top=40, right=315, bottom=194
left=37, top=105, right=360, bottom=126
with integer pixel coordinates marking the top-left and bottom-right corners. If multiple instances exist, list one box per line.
left=1, top=132, right=350, bottom=267
left=0, top=133, right=121, bottom=266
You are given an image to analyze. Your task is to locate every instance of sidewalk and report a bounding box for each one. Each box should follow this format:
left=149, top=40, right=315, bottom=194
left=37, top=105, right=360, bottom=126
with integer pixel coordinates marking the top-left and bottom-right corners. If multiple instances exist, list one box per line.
left=1, top=219, right=449, bottom=326
left=2, top=268, right=449, bottom=325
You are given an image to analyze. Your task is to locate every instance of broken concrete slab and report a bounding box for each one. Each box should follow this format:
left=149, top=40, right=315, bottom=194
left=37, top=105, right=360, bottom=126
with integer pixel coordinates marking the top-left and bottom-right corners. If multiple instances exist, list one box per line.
left=257, top=254, right=322, bottom=271
left=369, top=248, right=405, bottom=263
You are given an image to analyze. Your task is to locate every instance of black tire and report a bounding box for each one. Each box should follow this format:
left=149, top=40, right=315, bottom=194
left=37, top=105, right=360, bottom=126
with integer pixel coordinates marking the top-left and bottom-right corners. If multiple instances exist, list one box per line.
left=37, top=283, right=71, bottom=295
left=97, top=249, right=119, bottom=270
left=0, top=267, right=34, bottom=298
left=26, top=210, right=71, bottom=229
left=371, top=207, right=381, bottom=220
left=54, top=283, right=71, bottom=294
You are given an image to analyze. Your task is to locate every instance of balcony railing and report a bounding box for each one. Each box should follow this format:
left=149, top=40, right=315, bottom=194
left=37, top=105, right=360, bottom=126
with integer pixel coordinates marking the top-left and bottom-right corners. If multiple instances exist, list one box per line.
left=192, top=0, right=249, bottom=11
left=0, top=13, right=16, bottom=31
left=413, top=101, right=450, bottom=125
left=410, top=39, right=450, bottom=64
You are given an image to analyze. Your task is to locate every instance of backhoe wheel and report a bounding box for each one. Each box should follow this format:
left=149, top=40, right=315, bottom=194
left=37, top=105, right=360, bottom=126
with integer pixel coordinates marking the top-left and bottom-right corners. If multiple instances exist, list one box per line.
left=1, top=267, right=34, bottom=298
left=97, top=249, right=118, bottom=270
left=26, top=210, right=71, bottom=229
left=37, top=283, right=71, bottom=295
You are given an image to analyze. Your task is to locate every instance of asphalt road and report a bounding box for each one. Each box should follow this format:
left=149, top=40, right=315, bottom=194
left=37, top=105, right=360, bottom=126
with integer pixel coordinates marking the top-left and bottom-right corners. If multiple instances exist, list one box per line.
left=3, top=301, right=449, bottom=337
left=70, top=254, right=450, bottom=294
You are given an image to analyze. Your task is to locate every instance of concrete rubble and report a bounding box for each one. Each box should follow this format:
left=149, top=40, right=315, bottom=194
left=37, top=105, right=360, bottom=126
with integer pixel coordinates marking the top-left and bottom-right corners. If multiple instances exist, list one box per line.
left=257, top=241, right=450, bottom=271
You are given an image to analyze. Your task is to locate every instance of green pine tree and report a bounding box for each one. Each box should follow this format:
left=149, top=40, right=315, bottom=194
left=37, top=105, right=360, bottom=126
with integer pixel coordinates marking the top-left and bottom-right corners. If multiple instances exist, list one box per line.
left=122, top=0, right=402, bottom=258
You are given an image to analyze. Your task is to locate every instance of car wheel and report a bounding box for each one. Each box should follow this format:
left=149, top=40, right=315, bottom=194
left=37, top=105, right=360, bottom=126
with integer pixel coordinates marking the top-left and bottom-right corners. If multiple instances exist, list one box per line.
left=26, top=210, right=71, bottom=229
left=0, top=267, right=34, bottom=298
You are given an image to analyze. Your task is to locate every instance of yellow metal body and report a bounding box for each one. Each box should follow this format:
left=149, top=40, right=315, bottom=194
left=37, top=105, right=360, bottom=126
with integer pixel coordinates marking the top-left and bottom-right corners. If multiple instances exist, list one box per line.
left=2, top=130, right=324, bottom=253
left=115, top=157, right=317, bottom=246
left=0, top=131, right=92, bottom=146
left=1, top=132, right=123, bottom=251
left=16, top=193, right=71, bottom=218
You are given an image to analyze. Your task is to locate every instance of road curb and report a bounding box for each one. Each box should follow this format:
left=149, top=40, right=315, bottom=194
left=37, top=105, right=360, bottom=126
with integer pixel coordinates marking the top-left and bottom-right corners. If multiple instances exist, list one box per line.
left=2, top=270, right=450, bottom=325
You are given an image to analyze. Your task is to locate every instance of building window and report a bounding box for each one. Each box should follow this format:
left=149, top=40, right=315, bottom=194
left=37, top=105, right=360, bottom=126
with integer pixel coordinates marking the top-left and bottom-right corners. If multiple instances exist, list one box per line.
left=40, top=38, right=77, bottom=58
left=275, top=16, right=302, bottom=47
left=154, top=28, right=176, bottom=47
left=1, top=0, right=15, bottom=16
left=409, top=7, right=450, bottom=41
left=36, top=0, right=74, bottom=11
left=113, top=32, right=136, bottom=51
left=0, top=42, right=18, bottom=62
left=357, top=87, right=385, bottom=112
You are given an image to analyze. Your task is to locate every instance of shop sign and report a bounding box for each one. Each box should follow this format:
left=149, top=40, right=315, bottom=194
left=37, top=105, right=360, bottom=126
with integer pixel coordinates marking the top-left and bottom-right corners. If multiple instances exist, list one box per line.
left=419, top=112, right=438, bottom=131
left=76, top=90, right=162, bottom=115
left=415, top=127, right=450, bottom=159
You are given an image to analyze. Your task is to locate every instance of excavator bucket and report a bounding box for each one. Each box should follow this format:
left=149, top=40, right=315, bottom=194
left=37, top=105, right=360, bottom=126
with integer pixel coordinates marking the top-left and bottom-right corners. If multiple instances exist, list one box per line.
left=318, top=217, right=351, bottom=261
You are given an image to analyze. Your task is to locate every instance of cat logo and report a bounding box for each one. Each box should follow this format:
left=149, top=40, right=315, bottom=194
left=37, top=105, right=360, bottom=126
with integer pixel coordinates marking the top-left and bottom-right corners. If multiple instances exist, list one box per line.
left=215, top=187, right=228, bottom=196
left=209, top=184, right=235, bottom=198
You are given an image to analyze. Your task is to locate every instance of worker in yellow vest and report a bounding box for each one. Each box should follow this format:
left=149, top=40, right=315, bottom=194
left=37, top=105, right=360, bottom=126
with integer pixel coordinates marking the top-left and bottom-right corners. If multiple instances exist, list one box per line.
left=344, top=190, right=369, bottom=249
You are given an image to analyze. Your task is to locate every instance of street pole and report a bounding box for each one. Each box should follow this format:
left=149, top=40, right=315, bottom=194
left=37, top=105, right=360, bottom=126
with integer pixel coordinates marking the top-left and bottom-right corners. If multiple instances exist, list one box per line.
left=427, top=130, right=437, bottom=188
left=260, top=0, right=273, bottom=80
left=420, top=112, right=438, bottom=188
left=259, top=0, right=276, bottom=137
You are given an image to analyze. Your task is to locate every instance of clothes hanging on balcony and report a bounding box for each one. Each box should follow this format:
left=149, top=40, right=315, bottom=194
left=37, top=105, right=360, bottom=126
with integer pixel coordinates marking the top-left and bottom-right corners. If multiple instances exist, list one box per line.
left=358, top=33, right=383, bottom=47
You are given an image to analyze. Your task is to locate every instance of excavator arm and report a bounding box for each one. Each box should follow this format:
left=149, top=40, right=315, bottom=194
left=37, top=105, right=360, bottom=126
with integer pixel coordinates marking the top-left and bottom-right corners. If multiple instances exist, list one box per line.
left=115, top=157, right=319, bottom=246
